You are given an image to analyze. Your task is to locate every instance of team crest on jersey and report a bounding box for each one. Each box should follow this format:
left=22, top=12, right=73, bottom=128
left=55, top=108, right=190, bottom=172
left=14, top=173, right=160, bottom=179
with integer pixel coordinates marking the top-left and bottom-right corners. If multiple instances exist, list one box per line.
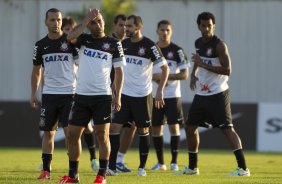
left=206, top=48, right=212, bottom=56
left=138, top=47, right=146, bottom=56
left=60, top=41, right=69, bottom=51
left=102, top=42, right=111, bottom=51
left=167, top=51, right=174, bottom=59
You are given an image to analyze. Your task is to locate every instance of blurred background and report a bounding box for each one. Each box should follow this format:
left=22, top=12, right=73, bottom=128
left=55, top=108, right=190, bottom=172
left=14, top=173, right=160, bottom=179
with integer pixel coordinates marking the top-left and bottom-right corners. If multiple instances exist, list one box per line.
left=0, top=0, right=281, bottom=152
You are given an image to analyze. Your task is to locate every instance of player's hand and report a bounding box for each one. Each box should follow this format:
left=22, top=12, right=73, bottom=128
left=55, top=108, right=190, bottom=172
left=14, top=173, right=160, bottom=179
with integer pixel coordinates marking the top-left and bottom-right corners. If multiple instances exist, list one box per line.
left=114, top=94, right=121, bottom=112
left=83, top=8, right=99, bottom=26
left=30, top=95, right=39, bottom=109
left=190, top=74, right=198, bottom=91
left=192, top=53, right=203, bottom=66
left=155, top=90, right=165, bottom=109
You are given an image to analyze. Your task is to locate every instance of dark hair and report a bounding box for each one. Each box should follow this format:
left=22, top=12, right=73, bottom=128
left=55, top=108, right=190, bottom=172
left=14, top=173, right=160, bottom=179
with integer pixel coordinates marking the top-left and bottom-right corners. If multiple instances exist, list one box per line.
left=157, top=20, right=172, bottom=29
left=197, top=12, right=215, bottom=25
left=62, top=16, right=77, bottom=29
left=127, top=15, right=143, bottom=27
left=114, top=14, right=126, bottom=25
left=45, top=8, right=61, bottom=20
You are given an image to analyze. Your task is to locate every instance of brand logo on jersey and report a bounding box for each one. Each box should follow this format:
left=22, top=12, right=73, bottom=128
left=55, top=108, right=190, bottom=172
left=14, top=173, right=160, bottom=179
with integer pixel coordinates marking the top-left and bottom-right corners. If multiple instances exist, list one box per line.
left=167, top=51, right=174, bottom=59
left=83, top=49, right=108, bottom=60
left=102, top=42, right=111, bottom=51
left=44, top=46, right=49, bottom=50
left=177, top=49, right=186, bottom=62
left=117, top=41, right=124, bottom=57
left=138, top=47, right=146, bottom=56
left=206, top=47, right=212, bottom=56
left=200, top=83, right=211, bottom=93
left=151, top=46, right=161, bottom=60
left=126, top=57, right=143, bottom=66
left=44, top=55, right=69, bottom=62
left=202, top=58, right=212, bottom=65
left=60, top=41, right=69, bottom=51
left=33, top=46, right=38, bottom=60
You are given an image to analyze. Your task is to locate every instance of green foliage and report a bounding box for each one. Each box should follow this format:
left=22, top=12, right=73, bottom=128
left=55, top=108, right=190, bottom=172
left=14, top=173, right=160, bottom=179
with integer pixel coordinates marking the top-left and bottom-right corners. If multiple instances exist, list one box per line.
left=65, top=0, right=135, bottom=35
left=101, top=0, right=135, bottom=34
left=1, top=148, right=282, bottom=184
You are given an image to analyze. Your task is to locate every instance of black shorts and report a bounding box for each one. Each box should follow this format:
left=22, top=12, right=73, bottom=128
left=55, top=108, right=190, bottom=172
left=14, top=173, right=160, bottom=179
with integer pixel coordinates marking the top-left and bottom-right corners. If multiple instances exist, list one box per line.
left=112, top=94, right=153, bottom=128
left=152, top=97, right=184, bottom=126
left=39, top=94, right=73, bottom=131
left=186, top=89, right=233, bottom=129
left=68, top=94, right=112, bottom=127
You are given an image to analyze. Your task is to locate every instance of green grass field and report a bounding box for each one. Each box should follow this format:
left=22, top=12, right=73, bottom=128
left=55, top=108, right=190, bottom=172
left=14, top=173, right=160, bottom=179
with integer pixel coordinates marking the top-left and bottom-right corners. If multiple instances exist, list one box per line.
left=0, top=148, right=281, bottom=184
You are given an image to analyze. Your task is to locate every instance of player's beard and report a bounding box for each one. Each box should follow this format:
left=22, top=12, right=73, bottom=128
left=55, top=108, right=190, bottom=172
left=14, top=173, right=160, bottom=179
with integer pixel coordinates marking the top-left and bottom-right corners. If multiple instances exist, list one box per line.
left=126, top=31, right=133, bottom=38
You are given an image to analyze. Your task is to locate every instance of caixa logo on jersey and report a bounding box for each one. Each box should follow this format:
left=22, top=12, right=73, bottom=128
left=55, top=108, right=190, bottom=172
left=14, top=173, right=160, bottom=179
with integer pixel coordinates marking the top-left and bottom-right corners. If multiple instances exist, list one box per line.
left=44, top=54, right=69, bottom=62
left=83, top=49, right=108, bottom=60
left=126, top=57, right=143, bottom=66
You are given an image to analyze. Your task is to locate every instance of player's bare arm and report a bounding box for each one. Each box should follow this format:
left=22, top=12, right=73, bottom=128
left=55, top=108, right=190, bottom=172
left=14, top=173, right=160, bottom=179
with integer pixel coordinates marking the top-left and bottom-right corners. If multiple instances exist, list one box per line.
left=155, top=64, right=169, bottom=109
left=113, top=67, right=123, bottom=112
left=67, top=8, right=99, bottom=42
left=30, top=65, right=42, bottom=109
left=191, top=41, right=231, bottom=76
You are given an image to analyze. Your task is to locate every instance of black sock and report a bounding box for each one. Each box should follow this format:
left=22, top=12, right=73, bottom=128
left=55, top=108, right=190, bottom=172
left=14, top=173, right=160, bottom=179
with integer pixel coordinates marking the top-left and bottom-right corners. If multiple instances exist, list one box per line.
left=42, top=153, right=52, bottom=172
left=109, top=134, right=120, bottom=170
left=98, top=159, right=108, bottom=177
left=84, top=132, right=96, bottom=160
left=171, top=135, right=180, bottom=164
left=153, top=136, right=164, bottom=164
left=234, top=149, right=247, bottom=170
left=189, top=152, right=198, bottom=170
left=69, top=160, right=79, bottom=178
left=139, top=133, right=150, bottom=169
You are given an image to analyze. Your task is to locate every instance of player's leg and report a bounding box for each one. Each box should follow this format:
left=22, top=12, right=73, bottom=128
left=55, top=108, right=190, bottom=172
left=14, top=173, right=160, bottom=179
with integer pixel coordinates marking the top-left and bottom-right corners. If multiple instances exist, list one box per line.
left=37, top=94, right=59, bottom=180
left=151, top=100, right=166, bottom=171
left=166, top=98, right=183, bottom=171
left=212, top=90, right=250, bottom=176
left=116, top=122, right=136, bottom=172
left=134, top=94, right=152, bottom=176
left=84, top=122, right=99, bottom=171
left=108, top=94, right=131, bottom=175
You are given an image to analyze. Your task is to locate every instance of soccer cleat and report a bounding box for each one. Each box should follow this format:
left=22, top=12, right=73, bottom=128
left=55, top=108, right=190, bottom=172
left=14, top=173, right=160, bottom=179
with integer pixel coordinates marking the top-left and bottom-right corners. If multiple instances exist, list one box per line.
left=93, top=175, right=106, bottom=184
left=56, top=175, right=80, bottom=183
left=91, top=159, right=100, bottom=171
left=37, top=170, right=50, bottom=180
left=106, top=169, right=119, bottom=176
left=151, top=163, right=167, bottom=171
left=37, top=164, right=52, bottom=171
left=174, top=166, right=199, bottom=175
left=116, top=162, right=132, bottom=172
left=138, top=168, right=147, bottom=176
left=229, top=167, right=251, bottom=176
left=170, top=163, right=179, bottom=171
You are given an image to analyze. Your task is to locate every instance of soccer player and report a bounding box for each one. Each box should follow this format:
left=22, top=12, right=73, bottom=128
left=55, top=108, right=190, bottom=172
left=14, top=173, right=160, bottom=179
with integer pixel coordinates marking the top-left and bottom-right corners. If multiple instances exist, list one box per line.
left=176, top=12, right=250, bottom=176
left=56, top=8, right=125, bottom=184
left=111, top=14, right=136, bottom=173
left=108, top=15, right=169, bottom=176
left=62, top=16, right=99, bottom=172
left=31, top=8, right=77, bottom=180
left=151, top=20, right=189, bottom=171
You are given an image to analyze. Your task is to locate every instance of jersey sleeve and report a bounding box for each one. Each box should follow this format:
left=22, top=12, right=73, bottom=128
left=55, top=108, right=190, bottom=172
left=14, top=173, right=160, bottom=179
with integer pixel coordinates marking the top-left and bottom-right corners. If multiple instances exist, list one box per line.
left=112, top=41, right=126, bottom=68
left=76, top=33, right=87, bottom=48
left=32, top=42, right=42, bottom=66
left=177, top=48, right=191, bottom=70
left=150, top=44, right=167, bottom=68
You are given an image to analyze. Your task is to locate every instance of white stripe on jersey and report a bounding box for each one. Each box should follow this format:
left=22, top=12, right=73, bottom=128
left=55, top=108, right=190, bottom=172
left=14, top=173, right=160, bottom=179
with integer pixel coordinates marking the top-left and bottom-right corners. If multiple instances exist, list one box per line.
left=75, top=46, right=125, bottom=95
left=195, top=56, right=229, bottom=95
left=122, top=55, right=166, bottom=97
left=42, top=53, right=76, bottom=94
left=152, top=59, right=189, bottom=98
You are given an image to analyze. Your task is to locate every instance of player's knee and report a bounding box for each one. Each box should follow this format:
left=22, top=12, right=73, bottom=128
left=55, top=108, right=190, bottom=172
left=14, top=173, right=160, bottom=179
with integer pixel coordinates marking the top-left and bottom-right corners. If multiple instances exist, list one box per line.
left=96, top=129, right=109, bottom=142
left=185, top=125, right=197, bottom=136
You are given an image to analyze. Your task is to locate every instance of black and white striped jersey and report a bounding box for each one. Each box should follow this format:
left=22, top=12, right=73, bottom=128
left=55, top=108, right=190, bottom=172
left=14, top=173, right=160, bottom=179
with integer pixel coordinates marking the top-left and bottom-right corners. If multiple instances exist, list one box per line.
left=121, top=37, right=167, bottom=97
left=153, top=42, right=190, bottom=98
left=33, top=33, right=77, bottom=94
left=75, top=34, right=126, bottom=95
left=195, top=36, right=229, bottom=95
